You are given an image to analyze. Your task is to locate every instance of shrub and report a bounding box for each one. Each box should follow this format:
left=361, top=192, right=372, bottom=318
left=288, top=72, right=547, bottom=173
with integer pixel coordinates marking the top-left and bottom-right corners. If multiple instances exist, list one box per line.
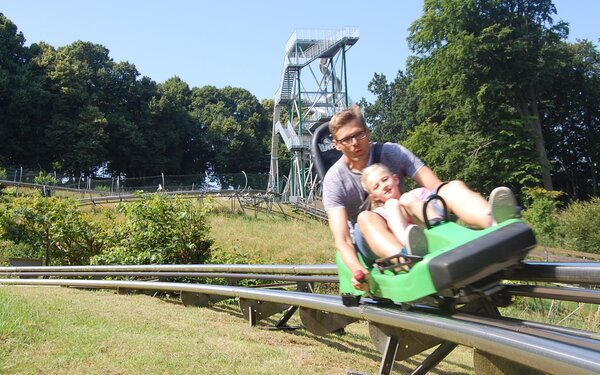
left=0, top=240, right=40, bottom=265
left=554, top=197, right=600, bottom=254
left=520, top=187, right=562, bottom=245
left=0, top=193, right=105, bottom=265
left=93, top=193, right=213, bottom=265
left=0, top=168, right=6, bottom=192
left=33, top=172, right=57, bottom=186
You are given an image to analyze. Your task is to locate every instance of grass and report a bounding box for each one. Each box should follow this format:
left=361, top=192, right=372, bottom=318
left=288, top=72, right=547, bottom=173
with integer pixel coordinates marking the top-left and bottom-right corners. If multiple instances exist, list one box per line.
left=0, top=286, right=476, bottom=374
left=208, top=210, right=335, bottom=265
left=501, top=294, right=600, bottom=332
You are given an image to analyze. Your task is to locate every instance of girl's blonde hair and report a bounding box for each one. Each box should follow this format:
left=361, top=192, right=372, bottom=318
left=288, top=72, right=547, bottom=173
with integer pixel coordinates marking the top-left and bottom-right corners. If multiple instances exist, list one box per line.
left=361, top=163, right=393, bottom=195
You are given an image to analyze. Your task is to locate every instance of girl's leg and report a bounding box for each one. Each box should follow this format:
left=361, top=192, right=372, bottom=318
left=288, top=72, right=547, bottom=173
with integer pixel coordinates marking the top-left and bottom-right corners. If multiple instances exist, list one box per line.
left=400, top=190, right=440, bottom=226
left=385, top=197, right=429, bottom=256
left=382, top=198, right=410, bottom=246
left=436, top=180, right=492, bottom=228
left=356, top=210, right=404, bottom=259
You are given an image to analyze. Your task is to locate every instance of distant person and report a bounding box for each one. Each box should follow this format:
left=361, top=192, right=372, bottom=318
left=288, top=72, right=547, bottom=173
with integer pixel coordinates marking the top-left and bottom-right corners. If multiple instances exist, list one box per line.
left=322, top=104, right=517, bottom=290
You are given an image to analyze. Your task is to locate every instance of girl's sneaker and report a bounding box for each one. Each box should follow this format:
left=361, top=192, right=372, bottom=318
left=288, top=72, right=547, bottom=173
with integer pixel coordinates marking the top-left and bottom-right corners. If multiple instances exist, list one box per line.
left=405, top=224, right=428, bottom=256
left=489, top=186, right=517, bottom=224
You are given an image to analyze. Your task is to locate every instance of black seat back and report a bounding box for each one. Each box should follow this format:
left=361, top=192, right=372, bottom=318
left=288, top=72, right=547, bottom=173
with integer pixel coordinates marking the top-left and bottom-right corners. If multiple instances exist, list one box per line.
left=311, top=122, right=342, bottom=181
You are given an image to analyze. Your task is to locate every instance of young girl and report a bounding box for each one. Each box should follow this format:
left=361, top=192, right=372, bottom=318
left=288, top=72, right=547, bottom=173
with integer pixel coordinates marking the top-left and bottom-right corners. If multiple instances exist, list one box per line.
left=360, top=163, right=441, bottom=256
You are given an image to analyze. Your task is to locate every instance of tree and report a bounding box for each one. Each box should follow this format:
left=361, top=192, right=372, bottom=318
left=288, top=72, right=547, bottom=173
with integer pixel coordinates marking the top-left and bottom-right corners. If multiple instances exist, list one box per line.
left=544, top=40, right=600, bottom=199
left=190, top=86, right=270, bottom=173
left=31, top=41, right=115, bottom=174
left=0, top=14, right=28, bottom=161
left=407, top=0, right=568, bottom=192
left=362, top=69, right=419, bottom=143
left=0, top=194, right=104, bottom=265
left=143, top=76, right=196, bottom=175
left=0, top=15, right=54, bottom=168
left=93, top=194, right=213, bottom=265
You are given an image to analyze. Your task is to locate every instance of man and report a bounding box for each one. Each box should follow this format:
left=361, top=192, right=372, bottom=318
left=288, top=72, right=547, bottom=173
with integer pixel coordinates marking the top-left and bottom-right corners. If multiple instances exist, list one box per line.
left=322, top=105, right=516, bottom=290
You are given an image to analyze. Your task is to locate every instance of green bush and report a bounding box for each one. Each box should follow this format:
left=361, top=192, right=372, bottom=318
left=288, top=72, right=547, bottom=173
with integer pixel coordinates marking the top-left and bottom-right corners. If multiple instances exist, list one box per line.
left=553, top=197, right=600, bottom=254
left=0, top=193, right=105, bottom=265
left=520, top=187, right=562, bottom=245
left=0, top=240, right=40, bottom=265
left=33, top=172, right=57, bottom=186
left=93, top=193, right=214, bottom=265
left=0, top=168, right=6, bottom=193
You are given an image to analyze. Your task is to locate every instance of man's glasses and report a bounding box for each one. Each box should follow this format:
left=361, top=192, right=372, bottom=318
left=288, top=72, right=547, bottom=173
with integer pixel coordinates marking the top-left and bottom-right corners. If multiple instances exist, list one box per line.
left=335, top=130, right=368, bottom=146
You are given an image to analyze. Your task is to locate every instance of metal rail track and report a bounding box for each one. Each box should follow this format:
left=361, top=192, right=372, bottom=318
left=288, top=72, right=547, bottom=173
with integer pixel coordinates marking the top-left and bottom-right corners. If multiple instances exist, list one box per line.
left=1, top=277, right=599, bottom=375
left=3, top=262, right=600, bottom=305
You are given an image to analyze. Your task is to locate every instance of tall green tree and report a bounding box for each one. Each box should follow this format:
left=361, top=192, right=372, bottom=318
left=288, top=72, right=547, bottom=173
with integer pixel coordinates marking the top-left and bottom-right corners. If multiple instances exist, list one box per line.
left=544, top=40, right=600, bottom=199
left=143, top=76, right=196, bottom=175
left=0, top=13, right=27, bottom=163
left=362, top=70, right=419, bottom=143
left=191, top=86, right=270, bottom=173
left=104, top=68, right=158, bottom=177
left=407, top=0, right=568, bottom=191
left=0, top=14, right=53, bottom=168
left=32, top=41, right=114, bottom=174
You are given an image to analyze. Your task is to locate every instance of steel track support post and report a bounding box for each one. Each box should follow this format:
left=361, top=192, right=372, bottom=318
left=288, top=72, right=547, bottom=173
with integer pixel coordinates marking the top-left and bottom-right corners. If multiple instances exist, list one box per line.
left=274, top=305, right=299, bottom=329
left=239, top=298, right=291, bottom=327
left=411, top=342, right=457, bottom=375
left=378, top=335, right=400, bottom=375
left=248, top=305, right=257, bottom=327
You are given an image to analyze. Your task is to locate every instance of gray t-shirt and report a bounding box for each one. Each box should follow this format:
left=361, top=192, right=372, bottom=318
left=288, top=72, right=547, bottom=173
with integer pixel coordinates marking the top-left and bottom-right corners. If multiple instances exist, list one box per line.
left=322, top=142, right=424, bottom=223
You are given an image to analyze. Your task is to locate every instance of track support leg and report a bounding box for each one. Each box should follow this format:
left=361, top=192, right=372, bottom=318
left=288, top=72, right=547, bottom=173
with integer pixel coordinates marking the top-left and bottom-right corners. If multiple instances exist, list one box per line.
left=378, top=335, right=400, bottom=375
left=411, top=342, right=457, bottom=375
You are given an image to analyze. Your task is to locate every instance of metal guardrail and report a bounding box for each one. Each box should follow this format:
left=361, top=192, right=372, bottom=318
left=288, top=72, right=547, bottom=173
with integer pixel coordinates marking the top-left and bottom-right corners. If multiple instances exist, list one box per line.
left=1, top=278, right=599, bottom=375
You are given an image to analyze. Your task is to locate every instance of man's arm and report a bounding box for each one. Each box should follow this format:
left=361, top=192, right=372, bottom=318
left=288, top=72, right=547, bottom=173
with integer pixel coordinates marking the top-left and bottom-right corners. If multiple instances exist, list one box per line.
left=327, top=207, right=369, bottom=290
left=412, top=166, right=442, bottom=191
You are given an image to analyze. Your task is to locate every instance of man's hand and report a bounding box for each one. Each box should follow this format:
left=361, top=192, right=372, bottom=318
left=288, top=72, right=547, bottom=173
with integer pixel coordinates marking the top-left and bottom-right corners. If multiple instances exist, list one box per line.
left=352, top=269, right=369, bottom=291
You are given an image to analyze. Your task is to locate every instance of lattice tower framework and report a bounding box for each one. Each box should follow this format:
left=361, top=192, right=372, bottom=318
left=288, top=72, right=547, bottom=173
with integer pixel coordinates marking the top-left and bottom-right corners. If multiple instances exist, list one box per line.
left=268, top=28, right=359, bottom=202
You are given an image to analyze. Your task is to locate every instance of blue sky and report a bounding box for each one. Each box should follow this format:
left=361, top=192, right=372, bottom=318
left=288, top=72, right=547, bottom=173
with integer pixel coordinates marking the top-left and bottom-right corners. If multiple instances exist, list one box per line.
left=3, top=1, right=598, bottom=103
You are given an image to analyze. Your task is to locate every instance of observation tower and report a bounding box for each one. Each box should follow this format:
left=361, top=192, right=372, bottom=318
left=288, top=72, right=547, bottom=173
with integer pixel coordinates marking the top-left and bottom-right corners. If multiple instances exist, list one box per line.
left=268, top=28, right=359, bottom=202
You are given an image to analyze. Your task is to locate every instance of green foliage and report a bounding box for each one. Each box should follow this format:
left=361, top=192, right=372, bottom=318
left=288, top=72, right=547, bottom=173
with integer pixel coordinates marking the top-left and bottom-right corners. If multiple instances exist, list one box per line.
left=553, top=197, right=600, bottom=254
left=0, top=13, right=273, bottom=179
left=544, top=40, right=600, bottom=199
left=0, top=193, right=105, bottom=265
left=33, top=171, right=57, bottom=185
left=404, top=0, right=568, bottom=191
left=363, top=70, right=419, bottom=143
left=191, top=85, right=271, bottom=173
left=93, top=193, right=213, bottom=265
left=520, top=187, right=562, bottom=244
left=0, top=239, right=39, bottom=265
left=401, top=120, right=539, bottom=193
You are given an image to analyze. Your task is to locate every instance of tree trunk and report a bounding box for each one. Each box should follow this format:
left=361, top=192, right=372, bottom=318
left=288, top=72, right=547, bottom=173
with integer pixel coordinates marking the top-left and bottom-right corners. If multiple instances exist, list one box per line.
left=518, top=86, right=553, bottom=190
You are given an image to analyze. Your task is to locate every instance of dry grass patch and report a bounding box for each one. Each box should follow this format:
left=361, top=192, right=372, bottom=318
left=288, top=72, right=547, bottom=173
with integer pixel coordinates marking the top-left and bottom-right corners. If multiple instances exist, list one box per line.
left=208, top=212, right=335, bottom=265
